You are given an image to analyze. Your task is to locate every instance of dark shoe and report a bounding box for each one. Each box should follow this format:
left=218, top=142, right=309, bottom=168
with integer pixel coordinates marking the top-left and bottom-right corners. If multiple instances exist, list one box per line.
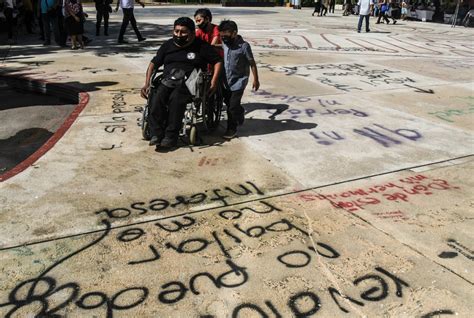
left=160, top=136, right=177, bottom=148
left=149, top=135, right=160, bottom=146
left=118, top=39, right=128, bottom=44
left=43, top=41, right=51, bottom=46
left=393, top=20, right=397, bottom=24
left=366, top=29, right=370, bottom=32
left=138, top=37, right=146, bottom=42
left=357, top=30, right=361, bottom=33
left=84, top=38, right=93, bottom=45
left=223, top=128, right=237, bottom=140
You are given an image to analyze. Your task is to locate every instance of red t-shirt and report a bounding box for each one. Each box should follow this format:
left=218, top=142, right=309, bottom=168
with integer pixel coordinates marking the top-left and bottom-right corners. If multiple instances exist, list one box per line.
left=196, top=23, right=223, bottom=58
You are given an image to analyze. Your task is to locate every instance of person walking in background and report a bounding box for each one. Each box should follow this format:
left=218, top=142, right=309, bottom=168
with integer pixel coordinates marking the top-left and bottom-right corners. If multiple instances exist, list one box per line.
left=3, top=0, right=17, bottom=44
left=401, top=1, right=407, bottom=20
left=22, top=0, right=35, bottom=34
left=40, top=0, right=61, bottom=45
left=320, top=0, right=328, bottom=15
left=115, top=0, right=146, bottom=44
left=357, top=0, right=374, bottom=32
left=64, top=0, right=84, bottom=49
left=376, top=0, right=396, bottom=24
left=329, top=0, right=335, bottom=13
left=95, top=0, right=111, bottom=36
left=312, top=0, right=321, bottom=16
left=343, top=0, right=352, bottom=16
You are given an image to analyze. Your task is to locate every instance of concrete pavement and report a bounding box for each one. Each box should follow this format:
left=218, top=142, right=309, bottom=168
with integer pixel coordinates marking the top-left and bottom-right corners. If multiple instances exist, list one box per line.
left=0, top=6, right=473, bottom=317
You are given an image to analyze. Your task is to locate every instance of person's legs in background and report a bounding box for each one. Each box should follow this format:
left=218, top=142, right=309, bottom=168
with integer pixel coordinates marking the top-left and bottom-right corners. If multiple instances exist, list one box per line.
left=118, top=8, right=131, bottom=42
left=128, top=9, right=144, bottom=40
left=96, top=9, right=103, bottom=36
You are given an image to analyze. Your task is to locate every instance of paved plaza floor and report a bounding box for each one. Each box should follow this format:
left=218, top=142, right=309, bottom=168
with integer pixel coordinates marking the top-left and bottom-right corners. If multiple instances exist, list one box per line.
left=0, top=5, right=473, bottom=317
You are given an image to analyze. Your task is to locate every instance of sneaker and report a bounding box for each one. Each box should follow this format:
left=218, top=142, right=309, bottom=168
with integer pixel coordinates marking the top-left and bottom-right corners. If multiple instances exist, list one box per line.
left=148, top=135, right=161, bottom=146
left=160, top=136, right=177, bottom=148
left=223, top=128, right=237, bottom=140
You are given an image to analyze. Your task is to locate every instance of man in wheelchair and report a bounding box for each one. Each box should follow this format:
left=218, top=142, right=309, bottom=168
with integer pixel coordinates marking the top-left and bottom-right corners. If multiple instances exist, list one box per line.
left=140, top=17, right=223, bottom=149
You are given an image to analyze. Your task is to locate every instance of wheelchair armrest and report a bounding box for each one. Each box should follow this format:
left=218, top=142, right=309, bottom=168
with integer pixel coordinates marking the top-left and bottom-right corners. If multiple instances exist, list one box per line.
left=150, top=68, right=164, bottom=88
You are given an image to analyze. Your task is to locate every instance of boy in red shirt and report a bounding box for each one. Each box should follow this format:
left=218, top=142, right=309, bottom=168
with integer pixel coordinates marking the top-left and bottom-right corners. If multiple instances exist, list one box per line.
left=194, top=8, right=223, bottom=57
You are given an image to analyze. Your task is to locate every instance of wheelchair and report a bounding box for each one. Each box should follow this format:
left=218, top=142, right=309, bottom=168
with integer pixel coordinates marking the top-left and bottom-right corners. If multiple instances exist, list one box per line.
left=141, top=68, right=223, bottom=146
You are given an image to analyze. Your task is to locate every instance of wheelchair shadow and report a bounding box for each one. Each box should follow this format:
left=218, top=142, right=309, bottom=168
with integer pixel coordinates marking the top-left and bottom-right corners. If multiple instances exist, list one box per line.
left=184, top=102, right=317, bottom=150
left=239, top=102, right=317, bottom=137
left=237, top=118, right=318, bottom=138
left=244, top=103, right=290, bottom=120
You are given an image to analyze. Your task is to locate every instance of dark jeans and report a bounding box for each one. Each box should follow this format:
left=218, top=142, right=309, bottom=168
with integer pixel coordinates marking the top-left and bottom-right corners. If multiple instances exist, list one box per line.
left=358, top=14, right=370, bottom=31
left=149, top=84, right=192, bottom=140
left=23, top=9, right=34, bottom=33
left=313, top=3, right=321, bottom=14
left=4, top=8, right=14, bottom=39
left=329, top=1, right=335, bottom=13
left=118, top=8, right=142, bottom=41
left=377, top=11, right=394, bottom=23
left=96, top=9, right=109, bottom=35
left=223, top=88, right=245, bottom=130
left=320, top=4, right=328, bottom=15
left=57, top=7, right=67, bottom=45
left=41, top=11, right=60, bottom=44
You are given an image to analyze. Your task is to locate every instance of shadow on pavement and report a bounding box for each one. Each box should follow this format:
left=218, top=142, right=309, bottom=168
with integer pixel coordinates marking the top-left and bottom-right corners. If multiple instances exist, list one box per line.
left=1, top=21, right=172, bottom=59
left=244, top=102, right=290, bottom=119
left=238, top=117, right=317, bottom=137
left=0, top=128, right=53, bottom=173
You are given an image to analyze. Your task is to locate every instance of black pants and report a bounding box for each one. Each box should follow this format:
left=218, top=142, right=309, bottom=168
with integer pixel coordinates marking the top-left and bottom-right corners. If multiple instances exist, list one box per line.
left=320, top=4, right=328, bottom=15
left=41, top=11, right=60, bottom=44
left=96, top=8, right=109, bottom=35
left=24, top=9, right=34, bottom=33
left=223, top=88, right=245, bottom=130
left=329, top=1, right=335, bottom=13
left=313, top=3, right=321, bottom=14
left=377, top=12, right=394, bottom=24
left=149, top=84, right=192, bottom=140
left=4, top=8, right=14, bottom=39
left=57, top=7, right=67, bottom=46
left=118, top=8, right=142, bottom=41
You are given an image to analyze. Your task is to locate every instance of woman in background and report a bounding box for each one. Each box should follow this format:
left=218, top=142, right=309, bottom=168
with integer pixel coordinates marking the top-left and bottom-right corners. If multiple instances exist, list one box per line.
left=65, top=0, right=84, bottom=49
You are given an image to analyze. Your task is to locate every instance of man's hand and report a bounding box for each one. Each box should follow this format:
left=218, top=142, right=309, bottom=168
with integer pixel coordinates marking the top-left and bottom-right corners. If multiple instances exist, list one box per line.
left=252, top=80, right=260, bottom=91
left=208, top=81, right=218, bottom=96
left=140, top=85, right=150, bottom=99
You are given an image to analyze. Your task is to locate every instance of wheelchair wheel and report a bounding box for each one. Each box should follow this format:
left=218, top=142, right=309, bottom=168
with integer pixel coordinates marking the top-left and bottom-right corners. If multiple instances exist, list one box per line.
left=189, top=125, right=198, bottom=145
left=141, top=104, right=151, bottom=141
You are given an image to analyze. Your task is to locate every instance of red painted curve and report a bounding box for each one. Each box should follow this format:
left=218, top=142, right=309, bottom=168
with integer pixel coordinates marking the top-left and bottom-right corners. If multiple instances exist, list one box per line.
left=0, top=76, right=90, bottom=182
